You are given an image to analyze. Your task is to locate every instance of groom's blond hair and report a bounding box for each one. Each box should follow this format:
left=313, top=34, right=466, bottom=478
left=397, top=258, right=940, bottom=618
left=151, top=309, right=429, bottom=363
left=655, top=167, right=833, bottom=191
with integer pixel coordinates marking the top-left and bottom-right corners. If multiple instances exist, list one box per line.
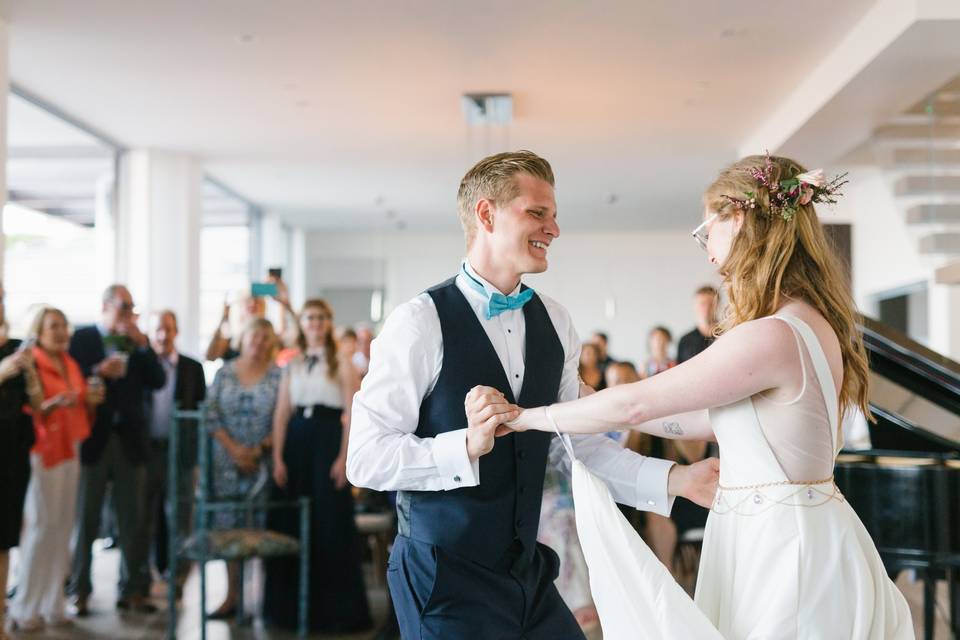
left=457, top=151, right=555, bottom=247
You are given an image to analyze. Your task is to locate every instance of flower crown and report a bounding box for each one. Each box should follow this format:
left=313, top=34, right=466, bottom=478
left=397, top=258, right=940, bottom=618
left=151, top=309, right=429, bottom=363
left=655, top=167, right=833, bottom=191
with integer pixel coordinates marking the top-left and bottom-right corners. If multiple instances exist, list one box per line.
left=721, top=154, right=848, bottom=222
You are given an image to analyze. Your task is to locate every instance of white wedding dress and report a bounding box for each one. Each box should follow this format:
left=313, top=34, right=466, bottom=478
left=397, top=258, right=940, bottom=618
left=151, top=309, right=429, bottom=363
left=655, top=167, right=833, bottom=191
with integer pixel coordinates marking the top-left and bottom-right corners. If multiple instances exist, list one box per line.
left=561, top=314, right=915, bottom=639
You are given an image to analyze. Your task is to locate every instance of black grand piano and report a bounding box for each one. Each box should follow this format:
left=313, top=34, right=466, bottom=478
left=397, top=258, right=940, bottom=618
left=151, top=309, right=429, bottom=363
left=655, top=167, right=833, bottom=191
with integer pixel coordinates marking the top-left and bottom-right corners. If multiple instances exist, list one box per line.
left=835, top=317, right=960, bottom=639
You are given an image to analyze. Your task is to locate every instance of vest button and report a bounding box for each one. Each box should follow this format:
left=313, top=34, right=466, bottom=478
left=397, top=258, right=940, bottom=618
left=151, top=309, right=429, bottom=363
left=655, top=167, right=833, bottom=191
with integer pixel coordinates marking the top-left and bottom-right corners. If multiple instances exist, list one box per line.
left=519, top=486, right=526, bottom=495
left=517, top=450, right=526, bottom=460
left=516, top=518, right=525, bottom=528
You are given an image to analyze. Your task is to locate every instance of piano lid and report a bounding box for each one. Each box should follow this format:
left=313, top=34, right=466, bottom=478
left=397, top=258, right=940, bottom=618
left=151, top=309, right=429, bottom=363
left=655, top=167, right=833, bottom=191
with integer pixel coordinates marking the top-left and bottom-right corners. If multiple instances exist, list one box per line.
left=860, top=316, right=960, bottom=448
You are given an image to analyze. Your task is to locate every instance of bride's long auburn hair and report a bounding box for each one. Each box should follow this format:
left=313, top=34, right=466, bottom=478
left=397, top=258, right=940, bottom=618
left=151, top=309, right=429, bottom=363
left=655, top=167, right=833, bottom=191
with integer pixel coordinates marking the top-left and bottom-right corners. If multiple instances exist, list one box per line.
left=703, top=155, right=871, bottom=423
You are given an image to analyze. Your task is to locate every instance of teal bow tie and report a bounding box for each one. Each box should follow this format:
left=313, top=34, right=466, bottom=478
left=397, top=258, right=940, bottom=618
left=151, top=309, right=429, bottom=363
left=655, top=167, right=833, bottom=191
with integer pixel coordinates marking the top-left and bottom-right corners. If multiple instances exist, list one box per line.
left=462, top=266, right=535, bottom=319
left=487, top=288, right=535, bottom=319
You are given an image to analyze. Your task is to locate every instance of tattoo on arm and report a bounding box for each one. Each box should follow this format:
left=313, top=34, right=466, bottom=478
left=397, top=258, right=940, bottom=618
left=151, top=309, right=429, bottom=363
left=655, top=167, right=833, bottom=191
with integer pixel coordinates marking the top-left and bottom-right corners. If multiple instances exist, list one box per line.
left=662, top=421, right=684, bottom=436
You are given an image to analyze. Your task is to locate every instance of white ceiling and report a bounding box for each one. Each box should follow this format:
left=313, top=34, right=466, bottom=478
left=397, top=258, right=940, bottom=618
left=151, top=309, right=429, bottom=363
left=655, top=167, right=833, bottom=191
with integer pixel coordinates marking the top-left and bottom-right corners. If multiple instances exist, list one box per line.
left=0, top=0, right=880, bottom=231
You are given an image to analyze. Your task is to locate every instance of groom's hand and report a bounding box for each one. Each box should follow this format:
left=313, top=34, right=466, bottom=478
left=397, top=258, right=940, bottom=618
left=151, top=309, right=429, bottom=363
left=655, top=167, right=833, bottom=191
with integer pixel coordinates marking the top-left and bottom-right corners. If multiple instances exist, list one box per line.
left=465, top=386, right=520, bottom=461
left=667, top=457, right=720, bottom=508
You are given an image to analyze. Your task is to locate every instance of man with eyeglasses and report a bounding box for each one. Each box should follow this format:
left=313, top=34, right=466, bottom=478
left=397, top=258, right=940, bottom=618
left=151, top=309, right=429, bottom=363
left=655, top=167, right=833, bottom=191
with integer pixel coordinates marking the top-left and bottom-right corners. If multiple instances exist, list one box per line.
left=67, top=284, right=167, bottom=616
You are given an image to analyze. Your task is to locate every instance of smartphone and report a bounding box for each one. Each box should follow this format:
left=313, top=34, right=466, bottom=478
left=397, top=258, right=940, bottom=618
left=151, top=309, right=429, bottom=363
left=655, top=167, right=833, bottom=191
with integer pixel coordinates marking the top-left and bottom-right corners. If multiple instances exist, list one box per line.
left=251, top=282, right=278, bottom=297
left=267, top=267, right=283, bottom=280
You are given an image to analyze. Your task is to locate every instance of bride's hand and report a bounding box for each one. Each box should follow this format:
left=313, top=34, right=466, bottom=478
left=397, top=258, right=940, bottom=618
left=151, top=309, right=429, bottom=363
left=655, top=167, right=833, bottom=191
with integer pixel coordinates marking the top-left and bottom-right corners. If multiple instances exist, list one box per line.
left=502, top=406, right=545, bottom=435
left=498, top=409, right=527, bottom=436
left=667, top=457, right=720, bottom=508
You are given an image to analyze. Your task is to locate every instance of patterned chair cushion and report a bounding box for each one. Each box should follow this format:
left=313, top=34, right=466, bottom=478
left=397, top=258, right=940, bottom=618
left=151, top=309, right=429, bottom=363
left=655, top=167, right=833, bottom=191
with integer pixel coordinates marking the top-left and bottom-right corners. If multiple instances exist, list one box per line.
left=180, top=529, right=300, bottom=560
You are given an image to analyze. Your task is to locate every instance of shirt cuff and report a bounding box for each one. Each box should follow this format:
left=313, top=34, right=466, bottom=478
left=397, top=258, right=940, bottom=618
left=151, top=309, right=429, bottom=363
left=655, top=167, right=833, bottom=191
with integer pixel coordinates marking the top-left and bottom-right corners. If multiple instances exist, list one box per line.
left=634, top=457, right=676, bottom=517
left=433, top=429, right=480, bottom=491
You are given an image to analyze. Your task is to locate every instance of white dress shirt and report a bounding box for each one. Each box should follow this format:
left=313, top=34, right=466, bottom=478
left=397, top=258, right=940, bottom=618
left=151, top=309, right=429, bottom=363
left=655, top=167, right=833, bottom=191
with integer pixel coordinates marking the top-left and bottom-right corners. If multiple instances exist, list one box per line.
left=347, top=261, right=675, bottom=515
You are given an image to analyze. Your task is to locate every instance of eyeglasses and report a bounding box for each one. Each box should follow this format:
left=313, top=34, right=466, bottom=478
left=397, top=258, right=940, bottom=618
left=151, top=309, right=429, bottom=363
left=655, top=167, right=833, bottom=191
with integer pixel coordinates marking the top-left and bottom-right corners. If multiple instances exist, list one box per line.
left=691, top=214, right=718, bottom=252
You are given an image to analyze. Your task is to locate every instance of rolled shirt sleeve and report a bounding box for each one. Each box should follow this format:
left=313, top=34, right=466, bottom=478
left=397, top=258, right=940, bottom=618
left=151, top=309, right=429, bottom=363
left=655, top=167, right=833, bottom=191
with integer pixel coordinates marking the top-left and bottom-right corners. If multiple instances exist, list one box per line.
left=346, top=296, right=479, bottom=492
left=544, top=295, right=675, bottom=515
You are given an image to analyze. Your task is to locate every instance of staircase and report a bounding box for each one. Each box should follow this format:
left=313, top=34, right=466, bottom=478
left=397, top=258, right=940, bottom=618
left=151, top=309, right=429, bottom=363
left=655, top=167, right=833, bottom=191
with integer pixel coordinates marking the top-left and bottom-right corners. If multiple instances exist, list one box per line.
left=870, top=75, right=960, bottom=267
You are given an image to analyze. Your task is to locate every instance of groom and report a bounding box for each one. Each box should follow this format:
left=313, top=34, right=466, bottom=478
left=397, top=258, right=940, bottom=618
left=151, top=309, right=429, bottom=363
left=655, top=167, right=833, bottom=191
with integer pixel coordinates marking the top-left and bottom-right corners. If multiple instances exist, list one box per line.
left=347, top=150, right=718, bottom=639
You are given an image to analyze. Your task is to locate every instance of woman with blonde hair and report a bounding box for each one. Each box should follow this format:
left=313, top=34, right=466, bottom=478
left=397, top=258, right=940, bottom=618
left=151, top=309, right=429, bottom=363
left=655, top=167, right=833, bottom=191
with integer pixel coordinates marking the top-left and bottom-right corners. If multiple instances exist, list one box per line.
left=8, top=308, right=102, bottom=631
left=204, top=317, right=282, bottom=618
left=503, top=155, right=914, bottom=638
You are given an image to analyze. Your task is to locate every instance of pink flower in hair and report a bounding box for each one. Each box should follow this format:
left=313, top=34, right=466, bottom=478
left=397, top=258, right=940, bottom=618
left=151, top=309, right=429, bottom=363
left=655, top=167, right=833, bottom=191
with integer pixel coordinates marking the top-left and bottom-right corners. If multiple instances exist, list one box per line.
left=799, top=186, right=814, bottom=205
left=796, top=169, right=826, bottom=188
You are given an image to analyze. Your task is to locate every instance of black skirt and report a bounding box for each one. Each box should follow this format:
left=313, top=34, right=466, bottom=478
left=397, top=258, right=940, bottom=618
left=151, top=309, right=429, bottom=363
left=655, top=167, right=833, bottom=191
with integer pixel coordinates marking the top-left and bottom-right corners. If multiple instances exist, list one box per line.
left=263, top=405, right=372, bottom=633
left=0, top=340, right=34, bottom=550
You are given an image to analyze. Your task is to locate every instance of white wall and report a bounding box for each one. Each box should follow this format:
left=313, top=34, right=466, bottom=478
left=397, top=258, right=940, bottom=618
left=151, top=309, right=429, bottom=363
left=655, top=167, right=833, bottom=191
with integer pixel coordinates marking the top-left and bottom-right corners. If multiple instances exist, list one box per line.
left=828, top=166, right=930, bottom=310
left=828, top=164, right=960, bottom=357
left=303, top=230, right=719, bottom=366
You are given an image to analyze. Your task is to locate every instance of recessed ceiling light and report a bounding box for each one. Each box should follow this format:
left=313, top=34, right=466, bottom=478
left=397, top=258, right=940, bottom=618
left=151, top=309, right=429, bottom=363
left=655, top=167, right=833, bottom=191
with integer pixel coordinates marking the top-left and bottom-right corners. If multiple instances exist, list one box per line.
left=235, top=33, right=257, bottom=44
left=720, top=27, right=748, bottom=39
left=462, top=93, right=512, bottom=126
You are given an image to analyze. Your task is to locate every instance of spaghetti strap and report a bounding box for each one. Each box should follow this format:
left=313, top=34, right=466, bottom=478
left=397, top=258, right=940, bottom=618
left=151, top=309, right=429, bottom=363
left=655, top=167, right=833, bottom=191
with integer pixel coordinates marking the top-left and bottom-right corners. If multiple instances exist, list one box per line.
left=544, top=406, right=576, bottom=462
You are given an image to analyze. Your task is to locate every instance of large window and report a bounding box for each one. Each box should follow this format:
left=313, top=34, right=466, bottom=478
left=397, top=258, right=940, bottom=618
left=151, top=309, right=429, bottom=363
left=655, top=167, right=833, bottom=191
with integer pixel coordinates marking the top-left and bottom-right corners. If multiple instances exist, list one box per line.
left=3, top=90, right=118, bottom=335
left=197, top=180, right=255, bottom=376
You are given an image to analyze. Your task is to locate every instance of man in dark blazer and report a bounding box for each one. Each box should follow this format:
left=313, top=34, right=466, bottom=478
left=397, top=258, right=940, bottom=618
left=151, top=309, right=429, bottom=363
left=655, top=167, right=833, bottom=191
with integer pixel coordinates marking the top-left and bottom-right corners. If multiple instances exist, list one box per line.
left=134, top=309, right=206, bottom=600
left=67, top=284, right=166, bottom=615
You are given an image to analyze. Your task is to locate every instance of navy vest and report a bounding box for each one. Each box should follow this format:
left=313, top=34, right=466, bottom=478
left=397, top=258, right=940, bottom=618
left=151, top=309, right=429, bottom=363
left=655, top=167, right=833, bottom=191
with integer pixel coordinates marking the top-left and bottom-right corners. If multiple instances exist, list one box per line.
left=397, top=278, right=564, bottom=570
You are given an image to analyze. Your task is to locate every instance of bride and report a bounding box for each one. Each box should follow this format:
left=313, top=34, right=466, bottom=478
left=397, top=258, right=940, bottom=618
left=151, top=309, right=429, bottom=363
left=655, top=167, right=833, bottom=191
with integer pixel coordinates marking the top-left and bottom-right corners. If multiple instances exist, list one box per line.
left=501, top=154, right=915, bottom=639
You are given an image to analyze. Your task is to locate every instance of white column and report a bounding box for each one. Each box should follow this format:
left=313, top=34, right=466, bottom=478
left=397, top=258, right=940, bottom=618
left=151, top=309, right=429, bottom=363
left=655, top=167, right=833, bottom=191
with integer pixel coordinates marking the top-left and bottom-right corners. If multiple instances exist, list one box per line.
left=290, top=227, right=307, bottom=309
left=115, top=149, right=202, bottom=358
left=93, top=172, right=116, bottom=292
left=0, top=21, right=8, bottom=282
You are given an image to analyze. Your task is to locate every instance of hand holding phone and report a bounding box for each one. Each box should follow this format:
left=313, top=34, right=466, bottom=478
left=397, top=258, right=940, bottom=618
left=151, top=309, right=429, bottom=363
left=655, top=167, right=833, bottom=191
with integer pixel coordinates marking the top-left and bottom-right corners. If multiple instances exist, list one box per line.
left=250, top=282, right=278, bottom=298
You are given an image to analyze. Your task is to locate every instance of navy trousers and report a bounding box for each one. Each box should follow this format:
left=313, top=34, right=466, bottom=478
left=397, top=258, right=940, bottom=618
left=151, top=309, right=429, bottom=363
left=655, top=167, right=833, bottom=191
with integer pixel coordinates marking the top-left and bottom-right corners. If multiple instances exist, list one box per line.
left=388, top=535, right=585, bottom=640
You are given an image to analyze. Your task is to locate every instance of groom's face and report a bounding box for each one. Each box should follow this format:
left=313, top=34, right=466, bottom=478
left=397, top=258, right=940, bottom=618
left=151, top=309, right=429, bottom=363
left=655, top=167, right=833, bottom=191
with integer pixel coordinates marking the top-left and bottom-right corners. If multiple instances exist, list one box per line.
left=487, top=173, right=559, bottom=276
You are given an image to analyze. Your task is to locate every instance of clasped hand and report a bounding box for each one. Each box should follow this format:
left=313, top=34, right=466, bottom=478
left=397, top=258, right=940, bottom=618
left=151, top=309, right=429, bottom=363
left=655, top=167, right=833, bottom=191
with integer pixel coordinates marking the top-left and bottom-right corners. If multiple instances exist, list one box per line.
left=464, top=385, right=520, bottom=461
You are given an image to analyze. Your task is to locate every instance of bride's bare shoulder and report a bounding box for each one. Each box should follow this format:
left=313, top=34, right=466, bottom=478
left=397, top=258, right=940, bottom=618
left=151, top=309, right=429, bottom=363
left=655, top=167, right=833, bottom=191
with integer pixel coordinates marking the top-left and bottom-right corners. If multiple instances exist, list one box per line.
left=714, top=316, right=797, bottom=355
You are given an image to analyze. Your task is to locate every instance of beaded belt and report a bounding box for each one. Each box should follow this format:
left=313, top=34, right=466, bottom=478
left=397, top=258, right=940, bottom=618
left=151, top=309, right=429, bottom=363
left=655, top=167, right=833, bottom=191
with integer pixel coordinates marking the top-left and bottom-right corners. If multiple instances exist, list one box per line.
left=712, top=475, right=843, bottom=515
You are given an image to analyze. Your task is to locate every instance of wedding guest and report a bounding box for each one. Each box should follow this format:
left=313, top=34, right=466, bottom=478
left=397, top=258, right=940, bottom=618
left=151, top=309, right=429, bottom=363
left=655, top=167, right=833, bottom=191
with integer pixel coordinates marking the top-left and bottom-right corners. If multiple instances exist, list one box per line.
left=0, top=283, right=34, bottom=638
left=204, top=318, right=282, bottom=618
left=205, top=291, right=266, bottom=362
left=578, top=342, right=606, bottom=391
left=539, top=444, right=599, bottom=631
left=338, top=328, right=359, bottom=363
left=676, top=286, right=719, bottom=364
left=68, top=285, right=166, bottom=616
left=354, top=325, right=373, bottom=376
left=265, top=300, right=371, bottom=633
left=589, top=331, right=613, bottom=373
left=208, top=278, right=298, bottom=363
left=135, top=310, right=206, bottom=600
left=8, top=308, right=102, bottom=631
left=643, top=326, right=676, bottom=378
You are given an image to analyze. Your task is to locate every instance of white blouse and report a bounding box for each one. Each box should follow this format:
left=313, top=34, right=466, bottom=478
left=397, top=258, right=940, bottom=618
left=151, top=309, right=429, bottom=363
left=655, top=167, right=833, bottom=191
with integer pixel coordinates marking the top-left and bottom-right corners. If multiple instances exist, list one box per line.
left=288, top=353, right=343, bottom=409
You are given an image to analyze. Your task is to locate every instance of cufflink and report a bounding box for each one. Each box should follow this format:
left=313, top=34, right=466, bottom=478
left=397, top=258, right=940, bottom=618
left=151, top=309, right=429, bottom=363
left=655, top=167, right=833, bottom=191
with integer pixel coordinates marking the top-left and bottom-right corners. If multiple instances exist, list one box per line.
left=454, top=475, right=461, bottom=483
